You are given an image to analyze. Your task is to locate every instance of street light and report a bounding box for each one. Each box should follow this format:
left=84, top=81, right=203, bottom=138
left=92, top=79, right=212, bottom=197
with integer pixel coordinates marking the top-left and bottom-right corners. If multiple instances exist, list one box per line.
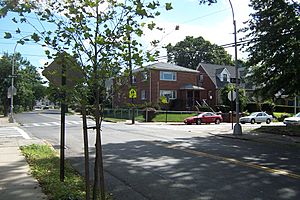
left=228, top=0, right=242, bottom=135
left=8, top=35, right=31, bottom=123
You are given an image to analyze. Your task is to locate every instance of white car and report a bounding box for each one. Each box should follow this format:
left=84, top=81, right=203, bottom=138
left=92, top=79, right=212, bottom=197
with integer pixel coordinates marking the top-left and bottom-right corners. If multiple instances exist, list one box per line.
left=240, top=112, right=273, bottom=124
left=283, top=113, right=300, bottom=126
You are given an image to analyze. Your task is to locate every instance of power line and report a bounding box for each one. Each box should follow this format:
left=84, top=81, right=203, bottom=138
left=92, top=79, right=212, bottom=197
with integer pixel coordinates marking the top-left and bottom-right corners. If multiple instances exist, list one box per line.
left=181, top=8, right=230, bottom=24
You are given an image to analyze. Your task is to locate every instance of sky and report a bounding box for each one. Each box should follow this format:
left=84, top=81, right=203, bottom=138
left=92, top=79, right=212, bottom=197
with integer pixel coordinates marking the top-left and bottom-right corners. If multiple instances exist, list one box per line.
left=0, top=0, right=252, bottom=72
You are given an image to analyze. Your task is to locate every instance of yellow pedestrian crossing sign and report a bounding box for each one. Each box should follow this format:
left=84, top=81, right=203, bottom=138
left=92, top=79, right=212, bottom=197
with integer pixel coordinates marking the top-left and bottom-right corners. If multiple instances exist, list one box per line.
left=161, top=96, right=168, bottom=104
left=129, top=88, right=137, bottom=98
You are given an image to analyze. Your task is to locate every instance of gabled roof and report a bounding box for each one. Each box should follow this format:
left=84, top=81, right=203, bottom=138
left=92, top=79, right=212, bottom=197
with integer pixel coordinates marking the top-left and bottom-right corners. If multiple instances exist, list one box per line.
left=197, top=63, right=244, bottom=88
left=133, top=62, right=199, bottom=73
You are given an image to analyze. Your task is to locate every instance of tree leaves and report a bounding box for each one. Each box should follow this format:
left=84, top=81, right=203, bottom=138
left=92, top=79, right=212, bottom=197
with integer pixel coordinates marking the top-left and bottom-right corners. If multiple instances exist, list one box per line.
left=166, top=36, right=233, bottom=69
left=242, top=0, right=300, bottom=97
left=31, top=33, right=40, bottom=42
left=4, top=32, right=12, bottom=39
left=165, top=3, right=173, bottom=10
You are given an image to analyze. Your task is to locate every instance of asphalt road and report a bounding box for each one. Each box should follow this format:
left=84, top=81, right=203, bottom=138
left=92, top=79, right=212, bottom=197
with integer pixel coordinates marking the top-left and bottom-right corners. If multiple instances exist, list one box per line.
left=15, top=110, right=300, bottom=200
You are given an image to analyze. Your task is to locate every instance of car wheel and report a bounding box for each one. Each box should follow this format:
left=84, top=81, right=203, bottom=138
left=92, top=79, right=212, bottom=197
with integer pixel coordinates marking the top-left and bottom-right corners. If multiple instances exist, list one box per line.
left=250, top=119, right=255, bottom=124
left=257, top=122, right=261, bottom=124
left=266, top=118, right=271, bottom=124
left=215, top=119, right=221, bottom=124
left=196, top=119, right=201, bottom=125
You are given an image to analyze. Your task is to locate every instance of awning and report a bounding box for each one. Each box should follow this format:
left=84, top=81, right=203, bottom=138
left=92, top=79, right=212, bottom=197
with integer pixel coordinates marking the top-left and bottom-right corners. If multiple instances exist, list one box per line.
left=180, top=84, right=205, bottom=90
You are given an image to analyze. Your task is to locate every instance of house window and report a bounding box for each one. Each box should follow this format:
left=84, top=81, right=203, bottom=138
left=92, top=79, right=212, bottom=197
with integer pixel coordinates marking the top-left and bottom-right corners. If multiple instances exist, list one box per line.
left=199, top=74, right=204, bottom=82
left=160, top=90, right=177, bottom=100
left=141, top=90, right=146, bottom=100
left=160, top=71, right=176, bottom=81
left=208, top=90, right=213, bottom=100
left=141, top=72, right=148, bottom=81
left=223, top=74, right=228, bottom=82
left=132, top=75, right=136, bottom=83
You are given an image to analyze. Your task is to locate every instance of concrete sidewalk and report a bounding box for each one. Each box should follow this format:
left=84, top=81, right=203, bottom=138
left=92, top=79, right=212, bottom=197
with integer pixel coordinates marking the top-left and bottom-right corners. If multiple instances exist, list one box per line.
left=0, top=116, right=47, bottom=200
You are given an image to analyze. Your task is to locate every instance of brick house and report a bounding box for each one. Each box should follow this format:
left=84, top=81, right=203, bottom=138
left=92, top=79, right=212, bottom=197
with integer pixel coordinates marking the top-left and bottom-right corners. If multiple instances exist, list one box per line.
left=196, top=63, right=251, bottom=106
left=112, top=62, right=205, bottom=110
left=111, top=62, right=252, bottom=110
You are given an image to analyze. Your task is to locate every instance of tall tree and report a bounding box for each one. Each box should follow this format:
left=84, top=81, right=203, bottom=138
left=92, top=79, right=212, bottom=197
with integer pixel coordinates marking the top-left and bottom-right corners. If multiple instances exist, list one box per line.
left=242, top=0, right=300, bottom=98
left=166, top=36, right=233, bottom=69
left=0, top=53, right=12, bottom=116
left=0, top=53, right=46, bottom=115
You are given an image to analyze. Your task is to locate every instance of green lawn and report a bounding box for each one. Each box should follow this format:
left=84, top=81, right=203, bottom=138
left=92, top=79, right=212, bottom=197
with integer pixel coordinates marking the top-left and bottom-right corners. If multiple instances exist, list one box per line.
left=103, top=113, right=196, bottom=123
left=273, top=112, right=294, bottom=122
left=152, top=113, right=196, bottom=122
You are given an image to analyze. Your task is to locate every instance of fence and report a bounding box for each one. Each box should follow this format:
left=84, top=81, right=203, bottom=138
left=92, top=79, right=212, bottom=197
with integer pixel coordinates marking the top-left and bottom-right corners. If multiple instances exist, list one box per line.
left=103, top=109, right=196, bottom=121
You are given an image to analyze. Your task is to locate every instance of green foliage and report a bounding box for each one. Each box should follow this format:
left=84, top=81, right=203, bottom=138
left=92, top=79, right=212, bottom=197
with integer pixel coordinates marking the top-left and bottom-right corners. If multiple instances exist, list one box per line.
left=152, top=113, right=196, bottom=122
left=0, top=53, right=46, bottom=115
left=20, top=144, right=85, bottom=200
left=166, top=36, right=233, bottom=69
left=220, top=84, right=247, bottom=111
left=242, top=0, right=300, bottom=98
left=273, top=112, right=293, bottom=122
left=21, top=144, right=113, bottom=200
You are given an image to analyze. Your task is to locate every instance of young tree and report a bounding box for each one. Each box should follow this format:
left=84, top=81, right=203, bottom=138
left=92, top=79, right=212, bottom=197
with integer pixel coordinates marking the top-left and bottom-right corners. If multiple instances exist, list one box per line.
left=166, top=36, right=233, bottom=69
left=220, top=83, right=247, bottom=112
left=1, top=1, right=172, bottom=199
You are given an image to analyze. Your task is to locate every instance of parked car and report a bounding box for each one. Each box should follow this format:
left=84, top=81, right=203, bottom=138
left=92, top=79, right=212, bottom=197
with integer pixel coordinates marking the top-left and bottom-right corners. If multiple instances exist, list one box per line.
left=283, top=112, right=300, bottom=126
left=239, top=112, right=273, bottom=124
left=184, top=112, right=223, bottom=125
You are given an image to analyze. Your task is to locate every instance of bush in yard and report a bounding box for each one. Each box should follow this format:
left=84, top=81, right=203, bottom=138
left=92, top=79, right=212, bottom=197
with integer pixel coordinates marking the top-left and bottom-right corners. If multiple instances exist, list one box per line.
left=143, top=108, right=157, bottom=122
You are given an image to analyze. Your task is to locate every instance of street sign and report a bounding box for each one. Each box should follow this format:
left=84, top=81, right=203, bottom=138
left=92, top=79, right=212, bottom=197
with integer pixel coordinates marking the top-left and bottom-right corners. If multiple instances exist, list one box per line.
left=161, top=96, right=168, bottom=104
left=42, top=53, right=84, bottom=87
left=228, top=91, right=236, bottom=101
left=129, top=88, right=137, bottom=98
left=7, top=86, right=17, bottom=98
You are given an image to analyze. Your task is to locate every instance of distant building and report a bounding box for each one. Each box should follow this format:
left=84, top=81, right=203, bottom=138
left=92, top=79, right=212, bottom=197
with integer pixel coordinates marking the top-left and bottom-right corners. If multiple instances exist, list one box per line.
left=111, top=62, right=252, bottom=110
left=197, top=63, right=253, bottom=106
left=112, top=62, right=203, bottom=110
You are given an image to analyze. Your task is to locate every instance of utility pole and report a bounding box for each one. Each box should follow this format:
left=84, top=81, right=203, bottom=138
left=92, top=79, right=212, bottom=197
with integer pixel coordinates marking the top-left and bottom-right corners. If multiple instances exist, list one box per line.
left=8, top=52, right=15, bottom=123
left=127, top=18, right=135, bottom=124
left=228, top=0, right=242, bottom=135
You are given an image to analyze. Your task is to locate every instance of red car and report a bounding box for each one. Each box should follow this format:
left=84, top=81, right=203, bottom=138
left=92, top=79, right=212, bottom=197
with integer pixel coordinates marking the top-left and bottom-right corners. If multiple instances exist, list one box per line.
left=184, top=112, right=223, bottom=125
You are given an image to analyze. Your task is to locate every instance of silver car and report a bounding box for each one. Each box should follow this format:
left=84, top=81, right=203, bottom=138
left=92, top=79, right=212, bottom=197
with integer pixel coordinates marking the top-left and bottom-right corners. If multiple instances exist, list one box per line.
left=283, top=113, right=300, bottom=126
left=240, top=112, right=273, bottom=124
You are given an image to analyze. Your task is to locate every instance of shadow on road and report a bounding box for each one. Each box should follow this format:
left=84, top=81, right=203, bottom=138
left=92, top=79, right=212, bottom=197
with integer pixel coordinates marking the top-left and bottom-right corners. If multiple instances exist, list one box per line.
left=67, top=135, right=300, bottom=200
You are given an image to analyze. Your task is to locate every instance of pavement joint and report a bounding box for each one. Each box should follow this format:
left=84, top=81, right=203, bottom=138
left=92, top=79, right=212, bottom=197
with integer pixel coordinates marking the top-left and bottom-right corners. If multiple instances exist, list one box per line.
left=0, top=116, right=47, bottom=200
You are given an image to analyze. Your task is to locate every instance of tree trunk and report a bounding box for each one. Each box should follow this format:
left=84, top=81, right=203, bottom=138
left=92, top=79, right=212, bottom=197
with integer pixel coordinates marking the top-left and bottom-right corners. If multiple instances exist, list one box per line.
left=93, top=87, right=105, bottom=200
left=81, top=104, right=90, bottom=200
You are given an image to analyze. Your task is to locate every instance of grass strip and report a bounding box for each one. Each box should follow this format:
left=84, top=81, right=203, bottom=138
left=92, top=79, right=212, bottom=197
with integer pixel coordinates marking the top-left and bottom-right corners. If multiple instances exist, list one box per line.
left=20, top=144, right=112, bottom=200
left=255, top=125, right=300, bottom=136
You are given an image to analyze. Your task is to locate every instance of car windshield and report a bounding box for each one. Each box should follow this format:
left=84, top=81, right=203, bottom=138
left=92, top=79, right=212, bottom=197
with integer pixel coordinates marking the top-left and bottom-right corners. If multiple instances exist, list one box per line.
left=250, top=112, right=258, bottom=116
left=295, top=113, right=300, bottom=117
left=197, top=113, right=209, bottom=117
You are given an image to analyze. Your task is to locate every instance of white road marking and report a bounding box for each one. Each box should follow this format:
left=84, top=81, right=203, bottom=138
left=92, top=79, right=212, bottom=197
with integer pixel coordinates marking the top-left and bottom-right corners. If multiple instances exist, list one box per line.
left=13, top=127, right=31, bottom=139
left=0, top=127, right=30, bottom=139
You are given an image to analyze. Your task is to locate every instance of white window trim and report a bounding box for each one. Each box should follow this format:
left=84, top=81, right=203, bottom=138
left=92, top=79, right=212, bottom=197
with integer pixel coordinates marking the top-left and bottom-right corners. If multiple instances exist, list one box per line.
left=141, top=72, right=148, bottom=81
left=141, top=90, right=146, bottom=100
left=160, top=71, right=177, bottom=81
left=132, top=75, right=136, bottom=83
left=159, top=90, right=177, bottom=99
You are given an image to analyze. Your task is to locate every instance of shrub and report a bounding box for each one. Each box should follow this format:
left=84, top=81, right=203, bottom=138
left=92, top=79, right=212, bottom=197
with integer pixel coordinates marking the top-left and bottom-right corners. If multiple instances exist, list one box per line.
left=143, top=107, right=157, bottom=122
